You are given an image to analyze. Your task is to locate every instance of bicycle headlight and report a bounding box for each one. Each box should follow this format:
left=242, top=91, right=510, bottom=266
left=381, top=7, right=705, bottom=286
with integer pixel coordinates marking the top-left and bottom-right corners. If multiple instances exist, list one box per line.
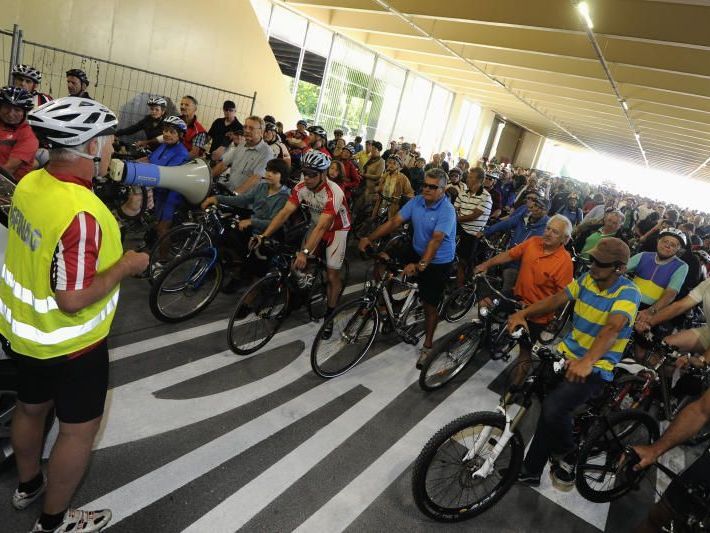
left=363, top=280, right=373, bottom=291
left=479, top=306, right=489, bottom=318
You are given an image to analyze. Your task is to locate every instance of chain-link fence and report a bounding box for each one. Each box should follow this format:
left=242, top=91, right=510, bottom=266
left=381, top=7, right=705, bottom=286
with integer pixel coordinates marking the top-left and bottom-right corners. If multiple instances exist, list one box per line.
left=2, top=27, right=256, bottom=142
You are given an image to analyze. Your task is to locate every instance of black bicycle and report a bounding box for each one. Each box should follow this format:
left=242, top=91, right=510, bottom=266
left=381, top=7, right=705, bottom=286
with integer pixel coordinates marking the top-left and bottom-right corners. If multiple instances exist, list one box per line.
left=411, top=340, right=659, bottom=522
left=419, top=273, right=522, bottom=391
left=227, top=238, right=349, bottom=355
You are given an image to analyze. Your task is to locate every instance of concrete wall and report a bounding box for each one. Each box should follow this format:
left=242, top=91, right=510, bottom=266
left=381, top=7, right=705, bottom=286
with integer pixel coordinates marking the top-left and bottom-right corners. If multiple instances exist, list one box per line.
left=514, top=130, right=545, bottom=168
left=2, top=0, right=299, bottom=125
left=495, top=122, right=523, bottom=163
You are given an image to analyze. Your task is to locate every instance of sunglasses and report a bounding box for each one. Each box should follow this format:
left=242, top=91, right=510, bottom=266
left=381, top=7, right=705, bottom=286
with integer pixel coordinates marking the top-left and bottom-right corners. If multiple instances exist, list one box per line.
left=422, top=183, right=441, bottom=190
left=302, top=170, right=321, bottom=178
left=590, top=257, right=617, bottom=268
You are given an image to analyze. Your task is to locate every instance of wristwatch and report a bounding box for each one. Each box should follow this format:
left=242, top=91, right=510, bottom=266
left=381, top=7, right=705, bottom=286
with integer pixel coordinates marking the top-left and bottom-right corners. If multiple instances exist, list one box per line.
left=301, top=248, right=310, bottom=255
left=418, top=260, right=429, bottom=270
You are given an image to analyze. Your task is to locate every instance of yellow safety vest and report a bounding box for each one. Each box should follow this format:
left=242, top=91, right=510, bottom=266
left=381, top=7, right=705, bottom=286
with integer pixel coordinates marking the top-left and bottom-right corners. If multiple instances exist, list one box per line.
left=0, top=169, right=123, bottom=359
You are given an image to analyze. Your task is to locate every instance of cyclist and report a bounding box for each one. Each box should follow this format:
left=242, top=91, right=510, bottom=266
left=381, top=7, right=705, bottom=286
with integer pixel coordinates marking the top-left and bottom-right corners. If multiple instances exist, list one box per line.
left=254, top=151, right=350, bottom=338
left=358, top=168, right=456, bottom=368
left=207, top=100, right=243, bottom=160
left=627, top=227, right=688, bottom=324
left=631, top=389, right=710, bottom=533
left=333, top=143, right=361, bottom=202
left=285, top=119, right=310, bottom=159
left=263, top=121, right=291, bottom=168
left=65, top=69, right=91, bottom=98
left=573, top=208, right=624, bottom=259
left=554, top=191, right=584, bottom=227
left=507, top=237, right=641, bottom=490
left=115, top=96, right=168, bottom=148
left=372, top=154, right=413, bottom=220
left=7, top=96, right=148, bottom=533
left=476, top=215, right=574, bottom=383
left=327, top=128, right=344, bottom=154
left=179, top=95, right=207, bottom=159
left=482, top=171, right=502, bottom=221
left=11, top=64, right=52, bottom=108
left=444, top=167, right=466, bottom=203
left=482, top=194, right=550, bottom=294
left=357, top=140, right=385, bottom=213
left=307, top=125, right=331, bottom=157
left=454, top=167, right=492, bottom=287
left=0, top=86, right=38, bottom=183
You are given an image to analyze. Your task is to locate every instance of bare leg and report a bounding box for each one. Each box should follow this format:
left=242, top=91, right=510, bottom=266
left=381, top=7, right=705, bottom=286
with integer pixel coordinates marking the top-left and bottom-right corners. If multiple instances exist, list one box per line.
left=512, top=346, right=532, bottom=386
left=11, top=400, right=53, bottom=483
left=422, top=301, right=438, bottom=349
left=43, top=417, right=102, bottom=514
left=326, top=268, right=342, bottom=308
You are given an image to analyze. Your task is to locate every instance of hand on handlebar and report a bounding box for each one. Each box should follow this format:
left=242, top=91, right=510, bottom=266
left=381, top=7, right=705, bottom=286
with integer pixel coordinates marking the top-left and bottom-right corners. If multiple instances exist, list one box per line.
left=201, top=196, right=218, bottom=210
left=474, top=263, right=488, bottom=275
left=634, top=318, right=652, bottom=333
left=248, top=234, right=263, bottom=251
left=402, top=263, right=418, bottom=277
left=358, top=237, right=372, bottom=253
left=506, top=311, right=528, bottom=334
left=629, top=444, right=660, bottom=471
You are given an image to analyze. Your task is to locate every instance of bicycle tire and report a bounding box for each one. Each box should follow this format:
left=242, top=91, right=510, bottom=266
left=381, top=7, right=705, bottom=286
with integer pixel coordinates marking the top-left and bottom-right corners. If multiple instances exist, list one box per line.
left=441, top=285, right=477, bottom=323
left=306, top=267, right=328, bottom=320
left=148, top=223, right=212, bottom=284
left=575, top=409, right=659, bottom=503
left=419, top=324, right=483, bottom=391
left=227, top=274, right=290, bottom=355
left=411, top=411, right=524, bottom=522
left=311, top=298, right=379, bottom=379
left=149, top=249, right=223, bottom=323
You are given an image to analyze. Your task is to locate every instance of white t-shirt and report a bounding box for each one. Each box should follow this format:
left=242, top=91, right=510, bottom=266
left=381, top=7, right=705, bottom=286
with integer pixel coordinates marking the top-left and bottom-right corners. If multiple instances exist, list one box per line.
left=454, top=187, right=492, bottom=235
left=688, top=278, right=710, bottom=326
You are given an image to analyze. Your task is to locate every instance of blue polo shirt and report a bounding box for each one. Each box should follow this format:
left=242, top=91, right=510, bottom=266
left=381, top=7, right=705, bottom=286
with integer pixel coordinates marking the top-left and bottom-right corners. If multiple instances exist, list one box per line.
left=398, top=194, right=456, bottom=264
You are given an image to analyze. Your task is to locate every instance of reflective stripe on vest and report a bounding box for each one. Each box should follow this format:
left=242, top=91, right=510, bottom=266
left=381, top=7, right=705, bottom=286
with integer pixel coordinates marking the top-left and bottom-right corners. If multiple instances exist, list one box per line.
left=0, top=290, right=118, bottom=346
left=1, top=265, right=59, bottom=314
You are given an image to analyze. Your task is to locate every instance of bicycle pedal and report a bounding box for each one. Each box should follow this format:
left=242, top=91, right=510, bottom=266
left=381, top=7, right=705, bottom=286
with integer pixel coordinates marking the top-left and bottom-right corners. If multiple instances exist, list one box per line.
left=395, top=328, right=419, bottom=345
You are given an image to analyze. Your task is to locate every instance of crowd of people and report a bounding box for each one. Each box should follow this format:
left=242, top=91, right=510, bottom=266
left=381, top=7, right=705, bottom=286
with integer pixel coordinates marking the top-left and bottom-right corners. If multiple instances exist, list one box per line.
left=0, top=60, right=709, bottom=533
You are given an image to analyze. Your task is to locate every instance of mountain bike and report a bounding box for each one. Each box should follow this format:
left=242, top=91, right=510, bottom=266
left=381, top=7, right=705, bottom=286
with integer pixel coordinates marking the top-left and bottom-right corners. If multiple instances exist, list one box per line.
left=227, top=238, right=349, bottom=355
left=411, top=341, right=659, bottom=522
left=419, top=273, right=522, bottom=391
left=310, top=249, right=427, bottom=378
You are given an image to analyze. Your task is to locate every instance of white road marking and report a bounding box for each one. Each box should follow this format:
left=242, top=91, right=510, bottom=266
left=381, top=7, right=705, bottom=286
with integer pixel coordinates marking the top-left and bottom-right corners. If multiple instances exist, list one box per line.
left=89, top=321, right=461, bottom=528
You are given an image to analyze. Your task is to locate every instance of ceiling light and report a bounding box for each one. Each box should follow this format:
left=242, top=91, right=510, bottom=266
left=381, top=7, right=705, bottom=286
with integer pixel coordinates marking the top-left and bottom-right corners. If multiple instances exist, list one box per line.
left=621, top=101, right=629, bottom=111
left=635, top=133, right=641, bottom=140
left=577, top=2, right=594, bottom=29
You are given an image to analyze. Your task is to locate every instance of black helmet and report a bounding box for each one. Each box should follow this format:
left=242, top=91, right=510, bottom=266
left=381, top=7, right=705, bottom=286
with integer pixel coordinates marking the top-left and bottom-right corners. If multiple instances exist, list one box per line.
left=0, top=86, right=34, bottom=112
left=66, top=68, right=89, bottom=85
left=307, top=125, right=327, bottom=139
left=12, top=64, right=42, bottom=84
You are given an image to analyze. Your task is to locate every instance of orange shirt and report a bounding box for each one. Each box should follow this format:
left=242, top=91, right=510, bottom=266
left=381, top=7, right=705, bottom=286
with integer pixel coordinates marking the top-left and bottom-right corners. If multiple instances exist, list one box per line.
left=507, top=236, right=573, bottom=324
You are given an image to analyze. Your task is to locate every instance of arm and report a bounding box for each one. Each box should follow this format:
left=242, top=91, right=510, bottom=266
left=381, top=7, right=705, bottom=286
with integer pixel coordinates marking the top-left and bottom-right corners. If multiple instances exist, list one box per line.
left=645, top=294, right=698, bottom=328
left=261, top=200, right=298, bottom=238
left=567, top=313, right=630, bottom=382
left=302, top=213, right=334, bottom=255
left=512, top=290, right=570, bottom=324
left=234, top=174, right=260, bottom=194
left=419, top=231, right=445, bottom=265
left=215, top=194, right=249, bottom=209
left=115, top=117, right=146, bottom=137
left=0, top=158, right=23, bottom=176
left=56, top=251, right=147, bottom=314
left=476, top=250, right=514, bottom=272
left=458, top=208, right=484, bottom=223
left=633, top=390, right=710, bottom=468
left=365, top=214, right=404, bottom=242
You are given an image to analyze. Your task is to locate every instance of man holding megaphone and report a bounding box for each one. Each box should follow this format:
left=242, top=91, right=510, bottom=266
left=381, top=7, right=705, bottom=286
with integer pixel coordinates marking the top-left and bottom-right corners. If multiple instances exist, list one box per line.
left=1, top=97, right=149, bottom=532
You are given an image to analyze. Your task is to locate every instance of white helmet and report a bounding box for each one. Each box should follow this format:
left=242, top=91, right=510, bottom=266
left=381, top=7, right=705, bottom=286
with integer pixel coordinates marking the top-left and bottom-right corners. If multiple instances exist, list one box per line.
left=27, top=97, right=118, bottom=148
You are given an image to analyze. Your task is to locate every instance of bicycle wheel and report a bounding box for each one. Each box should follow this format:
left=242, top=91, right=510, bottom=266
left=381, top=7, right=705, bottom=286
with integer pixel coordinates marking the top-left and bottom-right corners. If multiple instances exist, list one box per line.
left=310, top=298, right=379, bottom=378
left=575, top=409, right=660, bottom=503
left=411, top=412, right=524, bottom=522
left=148, top=223, right=212, bottom=284
left=419, top=324, right=483, bottom=391
left=149, top=249, right=223, bottom=323
left=441, top=285, right=477, bottom=322
left=227, top=274, right=290, bottom=355
left=306, top=267, right=328, bottom=320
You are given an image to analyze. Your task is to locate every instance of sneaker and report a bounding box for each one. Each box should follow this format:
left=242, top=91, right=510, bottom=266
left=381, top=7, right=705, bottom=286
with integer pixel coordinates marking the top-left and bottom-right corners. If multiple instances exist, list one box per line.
left=416, top=346, right=431, bottom=370
left=550, top=461, right=576, bottom=492
left=517, top=469, right=541, bottom=487
left=30, top=508, right=112, bottom=532
left=321, top=320, right=334, bottom=340
left=12, top=474, right=46, bottom=510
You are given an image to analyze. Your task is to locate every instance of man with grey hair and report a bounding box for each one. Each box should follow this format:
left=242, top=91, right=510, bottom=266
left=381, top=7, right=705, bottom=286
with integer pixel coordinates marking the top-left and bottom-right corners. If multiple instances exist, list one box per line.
left=211, top=115, right=272, bottom=194
left=476, top=214, right=574, bottom=383
left=575, top=209, right=625, bottom=259
left=359, top=168, right=457, bottom=368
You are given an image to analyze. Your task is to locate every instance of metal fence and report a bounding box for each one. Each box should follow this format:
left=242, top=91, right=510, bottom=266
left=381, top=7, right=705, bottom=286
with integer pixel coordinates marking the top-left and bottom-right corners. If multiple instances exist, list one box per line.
left=2, top=26, right=256, bottom=141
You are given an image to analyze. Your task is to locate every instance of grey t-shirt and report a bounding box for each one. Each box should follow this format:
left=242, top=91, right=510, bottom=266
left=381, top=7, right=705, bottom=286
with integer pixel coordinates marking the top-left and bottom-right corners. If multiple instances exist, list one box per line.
left=222, top=139, right=272, bottom=190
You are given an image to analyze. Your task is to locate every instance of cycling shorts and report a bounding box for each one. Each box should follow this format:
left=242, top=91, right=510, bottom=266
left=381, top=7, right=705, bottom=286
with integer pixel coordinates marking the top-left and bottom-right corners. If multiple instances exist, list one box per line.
left=322, top=229, right=348, bottom=270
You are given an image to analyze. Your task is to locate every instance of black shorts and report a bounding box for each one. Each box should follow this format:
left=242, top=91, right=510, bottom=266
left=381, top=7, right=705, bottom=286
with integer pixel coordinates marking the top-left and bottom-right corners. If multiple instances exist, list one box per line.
left=390, top=246, right=452, bottom=307
left=457, top=229, right=481, bottom=264
left=9, top=340, right=109, bottom=424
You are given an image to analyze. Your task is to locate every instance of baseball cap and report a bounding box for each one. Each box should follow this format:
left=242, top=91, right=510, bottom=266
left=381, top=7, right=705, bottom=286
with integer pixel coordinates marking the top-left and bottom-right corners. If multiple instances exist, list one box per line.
left=297, top=119, right=308, bottom=126
left=588, top=237, right=630, bottom=265
left=223, top=100, right=236, bottom=111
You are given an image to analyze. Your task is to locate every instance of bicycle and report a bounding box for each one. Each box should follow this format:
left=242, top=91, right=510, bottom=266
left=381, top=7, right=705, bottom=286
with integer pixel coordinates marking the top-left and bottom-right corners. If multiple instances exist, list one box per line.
left=440, top=237, right=505, bottom=322
left=611, top=332, right=710, bottom=446
left=353, top=193, right=401, bottom=241
left=411, top=340, right=659, bottom=522
left=227, top=238, right=349, bottom=355
left=310, top=249, right=427, bottom=379
left=148, top=203, right=244, bottom=323
left=419, top=272, right=522, bottom=391
left=618, top=446, right=710, bottom=532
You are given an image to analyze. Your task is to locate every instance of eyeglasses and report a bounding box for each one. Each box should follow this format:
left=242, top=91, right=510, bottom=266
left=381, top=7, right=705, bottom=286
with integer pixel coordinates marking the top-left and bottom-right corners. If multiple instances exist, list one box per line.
left=422, top=183, right=441, bottom=190
left=590, top=257, right=617, bottom=268
left=302, top=170, right=321, bottom=178
left=526, top=196, right=538, bottom=201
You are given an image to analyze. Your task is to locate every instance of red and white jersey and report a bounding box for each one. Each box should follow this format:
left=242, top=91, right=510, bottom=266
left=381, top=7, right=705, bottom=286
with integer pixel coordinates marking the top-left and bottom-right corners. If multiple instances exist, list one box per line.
left=288, top=178, right=351, bottom=233
left=32, top=91, right=53, bottom=108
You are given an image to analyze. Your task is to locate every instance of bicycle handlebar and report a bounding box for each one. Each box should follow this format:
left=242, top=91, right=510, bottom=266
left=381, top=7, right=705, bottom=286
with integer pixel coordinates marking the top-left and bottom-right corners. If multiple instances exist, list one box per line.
left=475, top=272, right=520, bottom=307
